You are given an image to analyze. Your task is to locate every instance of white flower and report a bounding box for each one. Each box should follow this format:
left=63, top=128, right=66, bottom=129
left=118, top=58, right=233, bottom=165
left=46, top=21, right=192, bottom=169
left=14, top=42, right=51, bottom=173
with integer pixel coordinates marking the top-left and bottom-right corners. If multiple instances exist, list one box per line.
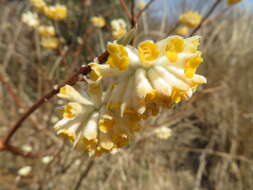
left=21, top=12, right=39, bottom=28
left=90, top=35, right=207, bottom=118
left=21, top=144, right=32, bottom=152
left=111, top=19, right=127, bottom=39
left=18, top=166, right=32, bottom=177
left=154, top=126, right=172, bottom=140
left=41, top=156, right=54, bottom=164
left=137, top=0, right=146, bottom=9
left=111, top=19, right=127, bottom=31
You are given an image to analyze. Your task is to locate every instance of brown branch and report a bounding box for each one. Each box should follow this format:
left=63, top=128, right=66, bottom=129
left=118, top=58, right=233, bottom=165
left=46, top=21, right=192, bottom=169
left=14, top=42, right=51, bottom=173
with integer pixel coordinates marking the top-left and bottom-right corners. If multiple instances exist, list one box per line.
left=3, top=51, right=108, bottom=147
left=189, top=0, right=222, bottom=36
left=119, top=0, right=132, bottom=22
left=0, top=71, right=61, bottom=145
left=130, top=0, right=135, bottom=27
left=0, top=141, right=51, bottom=158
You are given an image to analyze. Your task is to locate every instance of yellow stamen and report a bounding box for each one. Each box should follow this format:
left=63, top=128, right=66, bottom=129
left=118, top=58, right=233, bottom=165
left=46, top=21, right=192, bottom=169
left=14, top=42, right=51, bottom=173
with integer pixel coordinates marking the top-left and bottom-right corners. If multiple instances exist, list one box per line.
left=184, top=56, right=203, bottom=78
left=138, top=41, right=160, bottom=63
left=106, top=43, right=129, bottom=70
left=165, top=37, right=184, bottom=62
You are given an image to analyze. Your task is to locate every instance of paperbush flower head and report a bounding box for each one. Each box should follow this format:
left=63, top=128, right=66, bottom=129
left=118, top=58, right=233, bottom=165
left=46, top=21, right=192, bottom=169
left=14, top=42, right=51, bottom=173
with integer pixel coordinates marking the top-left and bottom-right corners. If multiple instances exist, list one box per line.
left=175, top=26, right=189, bottom=36
left=38, top=25, right=56, bottom=37
left=137, top=0, right=146, bottom=9
left=154, top=126, right=172, bottom=140
left=18, top=166, right=32, bottom=177
left=91, top=16, right=106, bottom=28
left=90, top=35, right=206, bottom=118
left=21, top=12, right=40, bottom=28
left=111, top=19, right=127, bottom=39
left=228, top=0, right=242, bottom=5
left=54, top=83, right=141, bottom=157
left=112, top=29, right=127, bottom=40
left=30, top=0, right=46, bottom=11
left=44, top=4, right=68, bottom=20
left=111, top=19, right=127, bottom=31
left=179, top=11, right=202, bottom=27
left=41, top=156, right=54, bottom=164
left=41, top=37, right=59, bottom=49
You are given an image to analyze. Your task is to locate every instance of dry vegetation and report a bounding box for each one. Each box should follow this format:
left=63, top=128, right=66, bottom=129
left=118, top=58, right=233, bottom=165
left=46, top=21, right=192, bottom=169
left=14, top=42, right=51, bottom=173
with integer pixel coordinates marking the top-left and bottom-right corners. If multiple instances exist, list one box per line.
left=0, top=0, right=253, bottom=189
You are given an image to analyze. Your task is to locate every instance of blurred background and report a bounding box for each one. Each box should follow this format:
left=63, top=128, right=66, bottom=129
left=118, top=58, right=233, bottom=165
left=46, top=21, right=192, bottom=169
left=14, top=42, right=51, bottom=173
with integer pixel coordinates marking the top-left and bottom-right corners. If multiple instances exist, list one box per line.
left=0, top=0, right=253, bottom=189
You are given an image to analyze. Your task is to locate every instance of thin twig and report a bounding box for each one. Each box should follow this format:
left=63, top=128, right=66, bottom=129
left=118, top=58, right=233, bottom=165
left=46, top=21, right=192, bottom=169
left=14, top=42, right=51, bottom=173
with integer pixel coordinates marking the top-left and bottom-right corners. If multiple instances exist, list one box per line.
left=119, top=0, right=132, bottom=22
left=189, top=0, right=222, bottom=36
left=130, top=0, right=135, bottom=27
left=74, top=159, right=95, bottom=190
left=0, top=70, right=61, bottom=145
left=135, top=0, right=156, bottom=21
left=3, top=51, right=108, bottom=146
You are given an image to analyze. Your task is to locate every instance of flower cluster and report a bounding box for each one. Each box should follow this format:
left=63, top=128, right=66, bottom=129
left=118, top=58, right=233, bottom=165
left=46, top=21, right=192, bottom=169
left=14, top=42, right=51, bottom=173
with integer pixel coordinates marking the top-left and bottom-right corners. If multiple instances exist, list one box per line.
left=91, top=16, right=106, bottom=28
left=31, top=0, right=67, bottom=20
left=111, top=19, right=127, bottom=40
left=176, top=11, right=202, bottom=37
left=137, top=0, right=146, bottom=10
left=21, top=0, right=68, bottom=49
left=175, top=26, right=189, bottom=37
left=54, top=35, right=206, bottom=157
left=179, top=11, right=202, bottom=28
left=154, top=126, right=172, bottom=140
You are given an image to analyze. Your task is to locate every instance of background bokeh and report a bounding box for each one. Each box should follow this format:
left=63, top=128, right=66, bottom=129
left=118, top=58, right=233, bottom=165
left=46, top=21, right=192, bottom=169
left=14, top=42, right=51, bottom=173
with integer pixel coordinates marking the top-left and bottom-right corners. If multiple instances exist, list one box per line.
left=0, top=0, right=253, bottom=189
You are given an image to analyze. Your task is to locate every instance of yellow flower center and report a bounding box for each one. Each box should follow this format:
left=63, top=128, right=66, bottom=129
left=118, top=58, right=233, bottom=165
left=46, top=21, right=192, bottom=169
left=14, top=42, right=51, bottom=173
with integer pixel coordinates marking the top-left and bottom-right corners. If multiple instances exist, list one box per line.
left=63, top=104, right=75, bottom=118
left=184, top=56, right=203, bottom=78
left=107, top=43, right=129, bottom=70
left=99, top=118, right=115, bottom=133
left=171, top=88, right=187, bottom=103
left=113, top=134, right=129, bottom=148
left=138, top=41, right=160, bottom=63
left=59, top=85, right=69, bottom=96
left=58, top=129, right=75, bottom=142
left=165, top=37, right=185, bottom=62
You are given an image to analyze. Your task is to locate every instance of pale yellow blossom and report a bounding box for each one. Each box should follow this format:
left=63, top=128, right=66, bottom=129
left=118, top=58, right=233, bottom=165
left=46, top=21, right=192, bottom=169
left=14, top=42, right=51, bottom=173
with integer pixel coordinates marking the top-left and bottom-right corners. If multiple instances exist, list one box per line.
left=18, top=166, right=32, bottom=177
left=179, top=11, right=202, bottom=27
left=41, top=37, right=59, bottom=49
left=137, top=0, right=146, bottom=9
left=91, top=16, right=106, bottom=28
left=41, top=156, right=54, bottom=164
left=175, top=26, right=189, bottom=37
left=21, top=12, right=39, bottom=28
left=111, top=19, right=127, bottom=40
left=112, top=28, right=127, bottom=40
left=37, top=25, right=56, bottom=37
left=30, top=0, right=46, bottom=11
left=44, top=4, right=68, bottom=20
left=21, top=144, right=32, bottom=152
left=154, top=126, right=172, bottom=140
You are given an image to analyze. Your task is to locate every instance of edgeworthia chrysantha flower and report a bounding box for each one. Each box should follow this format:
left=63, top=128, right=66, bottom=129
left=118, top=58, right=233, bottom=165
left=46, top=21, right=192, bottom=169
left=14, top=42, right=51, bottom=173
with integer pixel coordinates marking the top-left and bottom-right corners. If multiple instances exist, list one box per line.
left=179, top=11, right=202, bottom=28
left=90, top=35, right=207, bottom=119
left=54, top=83, right=140, bottom=157
left=54, top=35, right=206, bottom=157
